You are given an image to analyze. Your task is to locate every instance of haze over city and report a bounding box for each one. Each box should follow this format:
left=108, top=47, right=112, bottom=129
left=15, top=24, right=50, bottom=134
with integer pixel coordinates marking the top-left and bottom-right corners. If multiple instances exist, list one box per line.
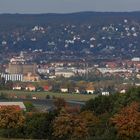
left=0, top=0, right=140, bottom=13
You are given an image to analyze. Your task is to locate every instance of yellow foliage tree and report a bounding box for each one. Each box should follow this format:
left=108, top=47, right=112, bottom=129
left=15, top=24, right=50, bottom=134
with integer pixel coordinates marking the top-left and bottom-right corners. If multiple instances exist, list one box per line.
left=80, top=111, right=99, bottom=135
left=53, top=97, right=66, bottom=110
left=0, top=106, right=25, bottom=129
left=53, top=110, right=88, bottom=140
left=80, top=111, right=99, bottom=126
left=111, top=102, right=140, bottom=139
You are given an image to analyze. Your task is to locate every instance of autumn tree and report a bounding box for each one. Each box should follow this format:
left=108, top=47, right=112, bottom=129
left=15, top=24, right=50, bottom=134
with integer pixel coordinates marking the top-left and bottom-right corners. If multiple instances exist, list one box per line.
left=53, top=110, right=88, bottom=140
left=64, top=105, right=80, bottom=114
left=80, top=111, right=100, bottom=136
left=0, top=106, right=25, bottom=138
left=111, top=102, right=140, bottom=140
left=53, top=97, right=66, bottom=110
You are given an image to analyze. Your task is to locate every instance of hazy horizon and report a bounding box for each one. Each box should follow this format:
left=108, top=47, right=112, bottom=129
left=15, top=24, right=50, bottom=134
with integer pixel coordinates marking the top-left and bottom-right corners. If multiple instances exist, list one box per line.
left=0, top=0, right=140, bottom=14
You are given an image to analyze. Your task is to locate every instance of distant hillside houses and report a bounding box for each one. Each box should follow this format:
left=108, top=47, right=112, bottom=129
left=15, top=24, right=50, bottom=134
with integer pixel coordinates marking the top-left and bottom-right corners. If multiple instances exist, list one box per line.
left=1, top=12, right=140, bottom=60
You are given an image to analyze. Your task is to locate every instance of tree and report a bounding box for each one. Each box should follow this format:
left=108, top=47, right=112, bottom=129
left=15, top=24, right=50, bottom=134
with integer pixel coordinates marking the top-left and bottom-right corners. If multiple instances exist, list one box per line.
left=24, top=101, right=36, bottom=112
left=64, top=105, right=80, bottom=114
left=0, top=77, right=6, bottom=89
left=113, top=87, right=140, bottom=113
left=5, top=80, right=13, bottom=90
left=24, top=112, right=56, bottom=139
left=111, top=102, right=140, bottom=140
left=80, top=111, right=100, bottom=136
left=53, top=98, right=66, bottom=110
left=0, top=106, right=25, bottom=138
left=82, top=95, right=116, bottom=115
left=53, top=110, right=88, bottom=140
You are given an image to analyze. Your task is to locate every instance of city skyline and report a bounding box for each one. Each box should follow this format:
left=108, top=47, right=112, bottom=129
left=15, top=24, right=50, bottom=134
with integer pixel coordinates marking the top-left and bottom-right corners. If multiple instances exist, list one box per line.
left=0, top=0, right=140, bottom=14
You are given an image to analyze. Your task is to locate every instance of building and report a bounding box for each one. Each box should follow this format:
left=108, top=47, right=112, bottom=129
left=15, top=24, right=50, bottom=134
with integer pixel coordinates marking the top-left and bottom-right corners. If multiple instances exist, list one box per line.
left=13, top=85, right=22, bottom=90
left=25, top=85, right=36, bottom=91
left=102, top=92, right=110, bottom=96
left=8, top=52, right=37, bottom=75
left=60, top=88, right=68, bottom=93
left=86, top=88, right=95, bottom=94
left=43, top=85, right=52, bottom=91
left=75, top=87, right=80, bottom=93
left=23, top=72, right=40, bottom=82
left=132, top=57, right=140, bottom=62
left=8, top=63, right=37, bottom=75
left=120, top=89, right=126, bottom=93
left=97, top=68, right=132, bottom=74
left=1, top=73, right=23, bottom=81
left=85, top=82, right=95, bottom=94
left=55, top=69, right=75, bottom=78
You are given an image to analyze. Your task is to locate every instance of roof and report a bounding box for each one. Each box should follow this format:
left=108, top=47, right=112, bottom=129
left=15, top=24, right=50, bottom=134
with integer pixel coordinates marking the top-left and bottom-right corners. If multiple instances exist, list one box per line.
left=0, top=102, right=26, bottom=110
left=43, top=85, right=49, bottom=90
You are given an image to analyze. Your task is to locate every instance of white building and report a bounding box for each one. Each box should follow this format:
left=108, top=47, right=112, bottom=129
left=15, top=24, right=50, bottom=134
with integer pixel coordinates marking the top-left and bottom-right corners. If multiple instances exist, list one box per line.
left=132, top=57, right=140, bottom=62
left=102, top=92, right=110, bottom=96
left=37, top=68, right=49, bottom=74
left=61, top=88, right=68, bottom=93
left=86, top=89, right=95, bottom=94
left=1, top=74, right=23, bottom=81
left=98, top=68, right=132, bottom=74
left=120, top=89, right=126, bottom=94
left=13, top=85, right=22, bottom=90
left=55, top=69, right=75, bottom=78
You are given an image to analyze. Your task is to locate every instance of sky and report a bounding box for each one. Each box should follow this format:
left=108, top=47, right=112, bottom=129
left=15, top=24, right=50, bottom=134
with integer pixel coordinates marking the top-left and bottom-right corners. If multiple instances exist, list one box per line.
left=0, top=0, right=140, bottom=14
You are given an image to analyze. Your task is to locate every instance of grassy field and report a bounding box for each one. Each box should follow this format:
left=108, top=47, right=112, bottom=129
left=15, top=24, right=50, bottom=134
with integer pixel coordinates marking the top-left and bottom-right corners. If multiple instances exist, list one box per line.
left=0, top=90, right=97, bottom=101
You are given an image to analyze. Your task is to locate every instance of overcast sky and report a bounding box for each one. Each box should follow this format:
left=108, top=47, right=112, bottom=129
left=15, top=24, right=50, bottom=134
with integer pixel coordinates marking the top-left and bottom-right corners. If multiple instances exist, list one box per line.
left=0, top=0, right=140, bottom=14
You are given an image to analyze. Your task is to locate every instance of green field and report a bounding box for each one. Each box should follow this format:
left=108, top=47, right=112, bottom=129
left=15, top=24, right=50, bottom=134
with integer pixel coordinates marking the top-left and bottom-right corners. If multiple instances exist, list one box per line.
left=0, top=90, right=97, bottom=101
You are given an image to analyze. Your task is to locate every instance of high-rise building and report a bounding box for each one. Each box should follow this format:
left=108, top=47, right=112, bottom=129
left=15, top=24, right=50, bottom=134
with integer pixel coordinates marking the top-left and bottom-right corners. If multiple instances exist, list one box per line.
left=8, top=52, right=37, bottom=75
left=8, top=63, right=37, bottom=74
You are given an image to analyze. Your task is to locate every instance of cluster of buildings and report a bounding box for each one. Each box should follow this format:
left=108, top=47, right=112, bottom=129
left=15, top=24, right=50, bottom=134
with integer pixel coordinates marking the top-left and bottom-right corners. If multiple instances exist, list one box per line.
left=97, top=58, right=140, bottom=80
left=3, top=52, right=140, bottom=82
left=2, top=52, right=39, bottom=82
left=1, top=52, right=87, bottom=82
left=1, top=51, right=140, bottom=97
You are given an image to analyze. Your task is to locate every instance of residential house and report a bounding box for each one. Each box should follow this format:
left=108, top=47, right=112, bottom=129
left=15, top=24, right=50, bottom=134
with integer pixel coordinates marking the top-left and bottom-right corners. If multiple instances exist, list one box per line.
left=32, top=96, right=37, bottom=100
left=23, top=72, right=40, bottom=82
left=102, top=91, right=110, bottom=96
left=86, top=87, right=95, bottom=94
left=43, top=85, right=52, bottom=91
left=75, top=87, right=80, bottom=94
left=86, top=82, right=95, bottom=94
left=120, top=89, right=126, bottom=94
left=13, top=85, right=22, bottom=90
left=25, top=85, right=36, bottom=91
left=60, top=87, right=68, bottom=93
